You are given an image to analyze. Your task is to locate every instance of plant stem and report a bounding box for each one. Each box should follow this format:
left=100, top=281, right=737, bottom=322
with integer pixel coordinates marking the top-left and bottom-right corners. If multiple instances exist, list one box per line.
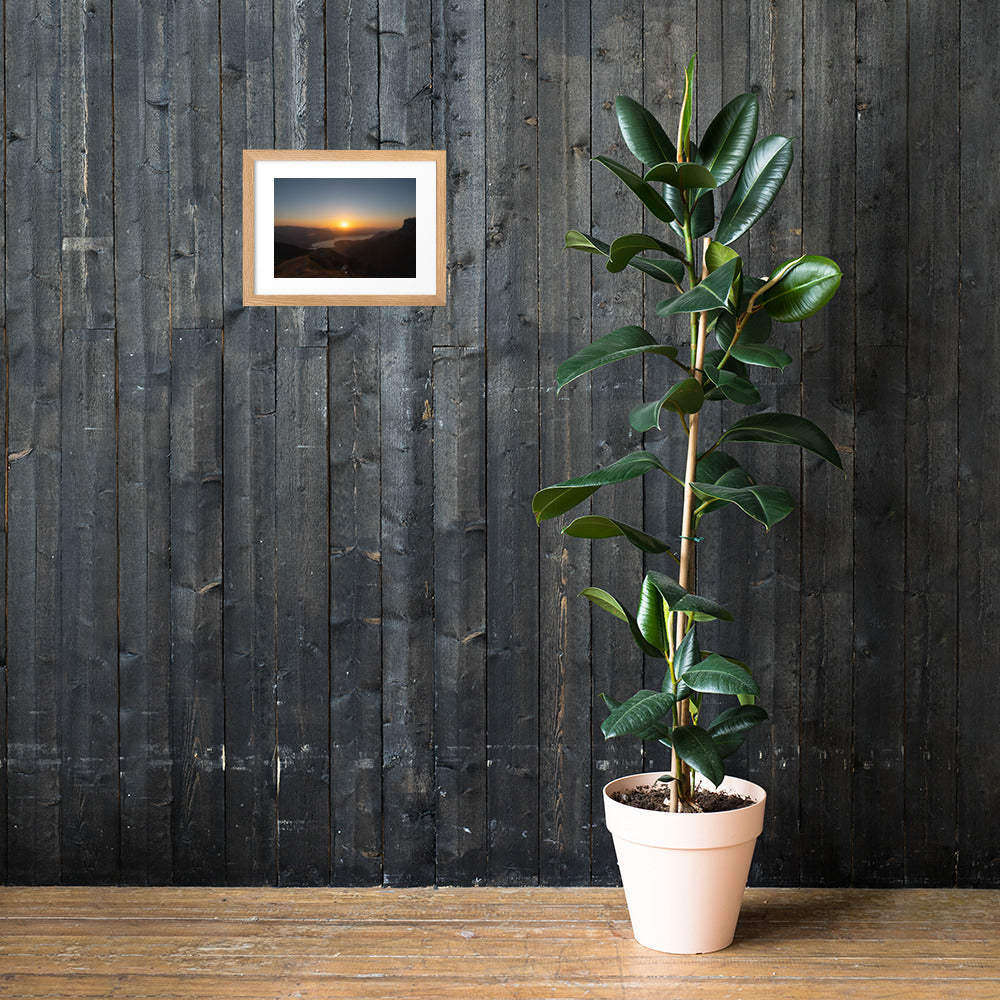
left=670, top=238, right=711, bottom=813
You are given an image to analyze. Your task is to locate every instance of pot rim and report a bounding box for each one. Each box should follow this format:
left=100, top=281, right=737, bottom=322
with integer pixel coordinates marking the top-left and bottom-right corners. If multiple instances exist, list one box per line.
left=602, top=771, right=766, bottom=816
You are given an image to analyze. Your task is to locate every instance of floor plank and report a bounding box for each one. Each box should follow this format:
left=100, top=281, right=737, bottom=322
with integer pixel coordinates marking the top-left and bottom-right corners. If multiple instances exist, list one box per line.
left=0, top=888, right=997, bottom=999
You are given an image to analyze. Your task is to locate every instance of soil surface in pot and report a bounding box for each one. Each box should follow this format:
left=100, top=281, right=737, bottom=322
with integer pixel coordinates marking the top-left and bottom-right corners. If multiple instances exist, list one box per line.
left=610, top=784, right=755, bottom=813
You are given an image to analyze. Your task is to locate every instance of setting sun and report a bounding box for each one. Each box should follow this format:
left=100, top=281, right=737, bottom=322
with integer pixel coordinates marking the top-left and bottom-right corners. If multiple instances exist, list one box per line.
left=338, top=220, right=351, bottom=228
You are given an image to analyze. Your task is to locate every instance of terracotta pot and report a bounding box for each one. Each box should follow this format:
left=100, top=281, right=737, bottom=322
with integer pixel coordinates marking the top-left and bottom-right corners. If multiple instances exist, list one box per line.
left=603, top=771, right=766, bottom=954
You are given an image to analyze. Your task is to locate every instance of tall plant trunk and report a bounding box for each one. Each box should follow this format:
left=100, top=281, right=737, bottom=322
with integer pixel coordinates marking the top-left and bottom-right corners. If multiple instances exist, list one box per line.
left=669, top=242, right=710, bottom=812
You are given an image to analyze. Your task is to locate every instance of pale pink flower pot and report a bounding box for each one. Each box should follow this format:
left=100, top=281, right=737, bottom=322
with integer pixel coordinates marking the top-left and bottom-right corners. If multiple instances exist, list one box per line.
left=603, top=771, right=766, bottom=954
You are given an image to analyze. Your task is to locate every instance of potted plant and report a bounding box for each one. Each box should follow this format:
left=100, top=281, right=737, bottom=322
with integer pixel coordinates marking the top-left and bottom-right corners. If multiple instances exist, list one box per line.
left=533, top=56, right=843, bottom=953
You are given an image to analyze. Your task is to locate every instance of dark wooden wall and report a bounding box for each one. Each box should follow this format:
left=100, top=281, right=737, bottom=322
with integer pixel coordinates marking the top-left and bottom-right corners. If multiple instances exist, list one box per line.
left=1, top=0, right=995, bottom=888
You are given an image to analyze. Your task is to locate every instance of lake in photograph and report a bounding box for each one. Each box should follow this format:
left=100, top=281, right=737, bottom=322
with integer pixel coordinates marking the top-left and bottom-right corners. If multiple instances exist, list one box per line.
left=273, top=176, right=417, bottom=279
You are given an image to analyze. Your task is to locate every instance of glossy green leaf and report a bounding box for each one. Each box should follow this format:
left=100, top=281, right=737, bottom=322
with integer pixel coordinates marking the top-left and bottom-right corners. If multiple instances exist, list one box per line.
left=695, top=449, right=744, bottom=485
left=716, top=135, right=794, bottom=245
left=565, top=230, right=611, bottom=255
left=615, top=95, right=676, bottom=167
left=602, top=689, right=675, bottom=739
left=678, top=55, right=696, bottom=162
left=705, top=240, right=739, bottom=273
left=760, top=255, right=843, bottom=322
left=645, top=570, right=734, bottom=622
left=719, top=412, right=843, bottom=469
left=697, top=93, right=759, bottom=185
left=592, top=155, right=675, bottom=223
left=690, top=481, right=795, bottom=529
left=583, top=588, right=663, bottom=658
left=689, top=189, right=716, bottom=239
left=707, top=703, right=769, bottom=738
left=629, top=378, right=705, bottom=432
left=556, top=326, right=678, bottom=391
left=729, top=343, right=794, bottom=368
left=657, top=258, right=740, bottom=316
left=715, top=307, right=771, bottom=350
left=607, top=233, right=681, bottom=273
left=683, top=654, right=760, bottom=696
left=712, top=731, right=745, bottom=759
left=637, top=575, right=670, bottom=654
left=702, top=363, right=761, bottom=405
left=672, top=625, right=700, bottom=699
left=533, top=451, right=667, bottom=522
left=562, top=515, right=673, bottom=555
left=644, top=161, right=717, bottom=190
left=671, top=724, right=724, bottom=787
left=627, top=255, right=686, bottom=285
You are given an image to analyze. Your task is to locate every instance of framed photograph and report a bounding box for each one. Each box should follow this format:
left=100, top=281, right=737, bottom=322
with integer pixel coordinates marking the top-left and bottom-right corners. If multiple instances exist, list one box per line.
left=242, top=149, right=446, bottom=306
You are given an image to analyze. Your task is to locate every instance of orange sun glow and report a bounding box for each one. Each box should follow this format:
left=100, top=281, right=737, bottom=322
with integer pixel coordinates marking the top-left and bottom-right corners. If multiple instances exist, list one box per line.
left=338, top=220, right=351, bottom=228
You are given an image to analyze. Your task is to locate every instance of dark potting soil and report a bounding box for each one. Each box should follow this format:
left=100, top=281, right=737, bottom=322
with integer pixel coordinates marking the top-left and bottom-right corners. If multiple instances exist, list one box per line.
left=610, top=783, right=755, bottom=813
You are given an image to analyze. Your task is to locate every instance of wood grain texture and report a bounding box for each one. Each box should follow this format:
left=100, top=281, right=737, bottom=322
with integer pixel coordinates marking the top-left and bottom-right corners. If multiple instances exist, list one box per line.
left=1, top=0, right=996, bottom=890
left=220, top=0, right=279, bottom=887
left=4, top=0, right=64, bottom=885
left=1, top=887, right=998, bottom=1000
left=484, top=0, right=541, bottom=886
left=853, top=0, right=908, bottom=887
left=114, top=0, right=174, bottom=887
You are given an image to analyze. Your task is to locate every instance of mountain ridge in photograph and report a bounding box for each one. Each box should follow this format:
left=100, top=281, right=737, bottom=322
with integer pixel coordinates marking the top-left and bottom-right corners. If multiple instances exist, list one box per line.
left=275, top=217, right=417, bottom=279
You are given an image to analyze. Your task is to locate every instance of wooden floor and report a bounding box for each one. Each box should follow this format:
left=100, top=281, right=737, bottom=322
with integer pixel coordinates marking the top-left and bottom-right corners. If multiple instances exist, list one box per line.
left=0, top=887, right=997, bottom=999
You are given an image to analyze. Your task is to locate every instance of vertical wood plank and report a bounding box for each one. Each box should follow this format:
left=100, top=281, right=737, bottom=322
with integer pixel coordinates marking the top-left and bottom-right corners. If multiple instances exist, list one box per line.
left=904, top=0, right=960, bottom=887
left=739, top=0, right=804, bottom=887
left=0, top=0, right=6, bottom=881
left=220, top=0, right=278, bottom=886
left=115, top=0, right=174, bottom=888
left=588, top=0, right=645, bottom=885
left=58, top=329, right=118, bottom=882
left=326, top=0, right=383, bottom=887
left=378, top=0, right=437, bottom=887
left=853, top=0, right=907, bottom=887
left=60, top=0, right=114, bottom=330
left=485, top=0, right=540, bottom=885
left=272, top=0, right=331, bottom=887
left=4, top=0, right=63, bottom=885
left=799, top=0, right=856, bottom=886
left=168, top=0, right=223, bottom=329
left=537, top=0, right=593, bottom=886
left=430, top=0, right=488, bottom=886
left=170, top=329, right=225, bottom=883
left=957, top=1, right=1000, bottom=889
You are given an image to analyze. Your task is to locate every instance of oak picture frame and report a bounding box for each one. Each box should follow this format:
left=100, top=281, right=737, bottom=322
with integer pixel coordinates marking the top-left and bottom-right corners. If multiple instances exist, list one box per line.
left=243, top=149, right=446, bottom=306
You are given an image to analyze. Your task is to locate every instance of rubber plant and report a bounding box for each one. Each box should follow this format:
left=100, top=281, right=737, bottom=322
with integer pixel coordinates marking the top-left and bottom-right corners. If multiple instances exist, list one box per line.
left=533, top=57, right=843, bottom=812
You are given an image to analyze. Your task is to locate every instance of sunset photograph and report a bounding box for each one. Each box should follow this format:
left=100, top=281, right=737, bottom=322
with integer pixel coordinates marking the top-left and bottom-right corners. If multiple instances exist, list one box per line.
left=272, top=176, right=417, bottom=279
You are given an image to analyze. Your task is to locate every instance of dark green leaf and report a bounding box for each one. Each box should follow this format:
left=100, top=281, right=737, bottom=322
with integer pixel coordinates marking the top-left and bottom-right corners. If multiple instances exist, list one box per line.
left=719, top=412, right=844, bottom=469
left=690, top=190, right=716, bottom=239
left=672, top=624, right=700, bottom=699
left=602, top=689, right=675, bottom=740
left=657, top=258, right=740, bottom=316
left=712, top=731, right=744, bottom=759
left=565, top=230, right=611, bottom=255
left=556, top=326, right=678, bottom=391
left=707, top=703, right=769, bottom=738
left=562, top=515, right=673, bottom=555
left=533, top=451, right=667, bottom=522
left=683, top=654, right=760, bottom=696
left=695, top=449, right=744, bottom=485
left=583, top=588, right=664, bottom=658
left=637, top=575, right=670, bottom=654
left=644, top=161, right=717, bottom=189
left=702, top=364, right=761, bottom=405
left=690, top=481, right=795, bottom=529
left=607, top=233, right=681, bottom=273
left=760, top=255, right=843, bottom=321
left=697, top=93, right=759, bottom=185
left=716, top=135, right=794, bottom=245
left=628, top=255, right=686, bottom=285
left=645, top=570, right=735, bottom=622
left=615, top=95, right=676, bottom=166
left=729, top=343, right=793, bottom=369
left=592, top=155, right=675, bottom=223
left=671, top=724, right=724, bottom=787
left=678, top=55, right=696, bottom=162
left=629, top=378, right=705, bottom=432
left=715, top=308, right=772, bottom=350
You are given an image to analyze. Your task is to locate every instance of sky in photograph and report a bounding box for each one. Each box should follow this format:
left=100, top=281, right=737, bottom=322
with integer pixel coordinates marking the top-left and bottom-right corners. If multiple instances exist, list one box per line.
left=273, top=177, right=416, bottom=231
